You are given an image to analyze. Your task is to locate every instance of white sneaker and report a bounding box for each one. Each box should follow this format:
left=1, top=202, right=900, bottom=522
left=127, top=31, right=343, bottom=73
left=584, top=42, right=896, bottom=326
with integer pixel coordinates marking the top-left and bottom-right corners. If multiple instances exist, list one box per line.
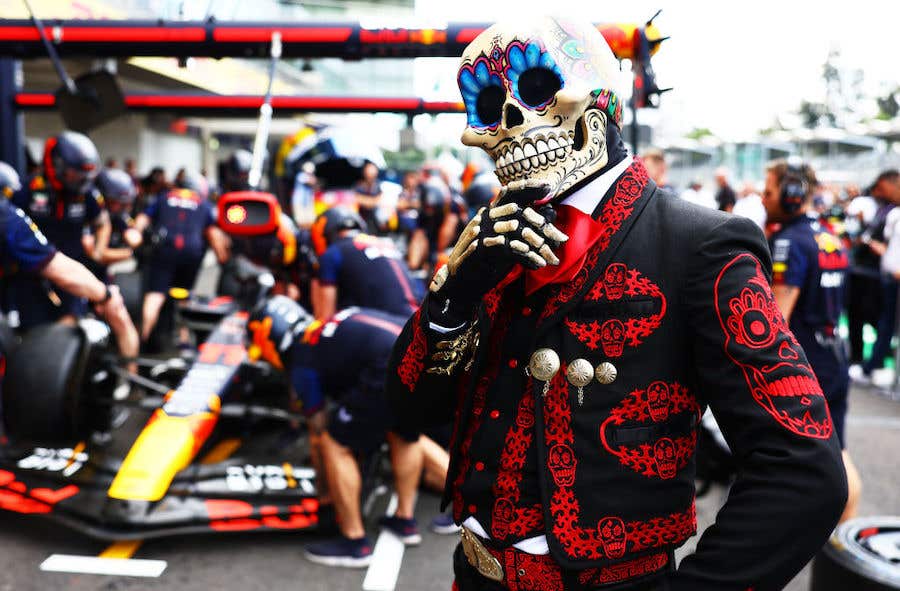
left=872, top=368, right=895, bottom=388
left=848, top=364, right=870, bottom=385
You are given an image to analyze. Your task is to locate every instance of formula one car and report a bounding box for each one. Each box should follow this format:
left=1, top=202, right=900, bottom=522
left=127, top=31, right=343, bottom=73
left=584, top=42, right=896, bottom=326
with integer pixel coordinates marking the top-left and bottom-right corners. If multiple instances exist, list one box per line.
left=0, top=192, right=324, bottom=540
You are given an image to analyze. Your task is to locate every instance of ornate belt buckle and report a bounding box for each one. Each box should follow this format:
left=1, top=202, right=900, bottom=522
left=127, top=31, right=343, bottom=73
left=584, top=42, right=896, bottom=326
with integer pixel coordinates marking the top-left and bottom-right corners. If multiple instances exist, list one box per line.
left=460, top=526, right=504, bottom=583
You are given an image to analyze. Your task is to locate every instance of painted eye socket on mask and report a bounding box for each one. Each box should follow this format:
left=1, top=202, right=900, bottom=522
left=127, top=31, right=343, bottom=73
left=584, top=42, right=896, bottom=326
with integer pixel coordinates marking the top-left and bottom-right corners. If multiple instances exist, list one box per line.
left=459, top=41, right=564, bottom=129
left=459, top=60, right=504, bottom=129
left=506, top=41, right=563, bottom=109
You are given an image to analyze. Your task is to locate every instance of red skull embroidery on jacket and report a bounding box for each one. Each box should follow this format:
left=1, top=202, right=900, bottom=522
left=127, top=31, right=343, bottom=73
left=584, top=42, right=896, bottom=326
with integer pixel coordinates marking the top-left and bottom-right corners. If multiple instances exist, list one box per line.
left=715, top=254, right=833, bottom=439
left=492, top=497, right=515, bottom=539
left=598, top=517, right=627, bottom=559
left=565, top=266, right=666, bottom=355
left=548, top=443, right=577, bottom=487
left=646, top=381, right=670, bottom=422
left=603, top=263, right=627, bottom=300
left=653, top=438, right=677, bottom=479
left=600, top=381, right=699, bottom=480
left=600, top=319, right=626, bottom=357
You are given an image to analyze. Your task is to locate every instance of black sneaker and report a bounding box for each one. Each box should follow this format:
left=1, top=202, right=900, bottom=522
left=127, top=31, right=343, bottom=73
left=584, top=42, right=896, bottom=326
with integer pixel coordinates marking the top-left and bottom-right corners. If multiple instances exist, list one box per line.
left=304, top=535, right=373, bottom=568
left=378, top=515, right=422, bottom=545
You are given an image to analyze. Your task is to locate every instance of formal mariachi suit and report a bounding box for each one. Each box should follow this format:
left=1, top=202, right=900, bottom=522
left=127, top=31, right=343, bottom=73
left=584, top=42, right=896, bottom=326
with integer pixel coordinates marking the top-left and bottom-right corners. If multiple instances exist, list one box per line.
left=387, top=159, right=847, bottom=591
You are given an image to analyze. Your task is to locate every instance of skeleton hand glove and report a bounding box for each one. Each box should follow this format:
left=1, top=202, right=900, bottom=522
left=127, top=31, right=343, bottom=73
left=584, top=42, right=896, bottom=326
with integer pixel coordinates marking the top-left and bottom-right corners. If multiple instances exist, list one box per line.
left=428, top=184, right=568, bottom=324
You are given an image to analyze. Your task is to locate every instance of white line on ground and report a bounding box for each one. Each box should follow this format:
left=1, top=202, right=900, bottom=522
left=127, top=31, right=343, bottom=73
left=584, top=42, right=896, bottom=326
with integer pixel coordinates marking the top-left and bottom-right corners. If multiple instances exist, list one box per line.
left=40, top=554, right=167, bottom=578
left=362, top=493, right=405, bottom=591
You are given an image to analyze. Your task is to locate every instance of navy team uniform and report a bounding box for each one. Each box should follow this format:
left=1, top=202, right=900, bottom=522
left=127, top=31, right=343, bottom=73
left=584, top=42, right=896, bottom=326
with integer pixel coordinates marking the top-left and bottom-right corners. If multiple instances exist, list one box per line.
left=143, top=188, right=215, bottom=294
left=291, top=307, right=419, bottom=455
left=317, top=235, right=423, bottom=317
left=0, top=200, right=57, bottom=392
left=86, top=211, right=134, bottom=283
left=771, top=215, right=850, bottom=446
left=11, top=176, right=102, bottom=326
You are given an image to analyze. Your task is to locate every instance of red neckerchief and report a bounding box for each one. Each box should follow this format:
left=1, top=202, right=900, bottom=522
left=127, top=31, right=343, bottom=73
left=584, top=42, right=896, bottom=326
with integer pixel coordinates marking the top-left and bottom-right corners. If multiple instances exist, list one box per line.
left=524, top=204, right=604, bottom=295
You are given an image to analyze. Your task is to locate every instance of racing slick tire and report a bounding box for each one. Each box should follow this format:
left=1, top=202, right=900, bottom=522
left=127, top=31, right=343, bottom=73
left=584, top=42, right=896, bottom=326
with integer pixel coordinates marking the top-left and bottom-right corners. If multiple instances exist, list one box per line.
left=2, top=324, right=92, bottom=443
left=810, top=516, right=900, bottom=590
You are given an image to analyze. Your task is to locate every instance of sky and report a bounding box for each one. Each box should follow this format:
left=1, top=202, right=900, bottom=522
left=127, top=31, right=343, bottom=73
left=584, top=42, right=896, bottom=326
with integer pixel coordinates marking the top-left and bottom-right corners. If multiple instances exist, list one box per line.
left=412, top=0, right=899, bottom=144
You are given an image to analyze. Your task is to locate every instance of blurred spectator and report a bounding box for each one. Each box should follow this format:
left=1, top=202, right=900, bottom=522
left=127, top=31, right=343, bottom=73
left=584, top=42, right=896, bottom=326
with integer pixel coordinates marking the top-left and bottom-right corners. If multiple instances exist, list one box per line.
left=714, top=167, right=736, bottom=212
left=641, top=148, right=675, bottom=193
left=853, top=169, right=900, bottom=381
left=680, top=178, right=717, bottom=209
left=354, top=161, right=383, bottom=234
left=732, top=180, right=766, bottom=228
left=105, top=157, right=118, bottom=169
left=407, top=177, right=464, bottom=271
left=124, top=158, right=138, bottom=182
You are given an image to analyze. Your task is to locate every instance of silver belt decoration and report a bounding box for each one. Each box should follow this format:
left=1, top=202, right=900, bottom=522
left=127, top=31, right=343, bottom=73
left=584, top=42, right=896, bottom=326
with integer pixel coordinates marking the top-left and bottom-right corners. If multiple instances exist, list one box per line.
left=527, top=348, right=561, bottom=396
left=566, top=358, right=594, bottom=406
left=460, top=526, right=504, bottom=583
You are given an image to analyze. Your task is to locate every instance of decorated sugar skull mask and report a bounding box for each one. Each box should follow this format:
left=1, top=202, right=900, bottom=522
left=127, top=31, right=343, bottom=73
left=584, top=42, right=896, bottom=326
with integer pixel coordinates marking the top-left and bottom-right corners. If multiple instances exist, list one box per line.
left=458, top=17, right=623, bottom=202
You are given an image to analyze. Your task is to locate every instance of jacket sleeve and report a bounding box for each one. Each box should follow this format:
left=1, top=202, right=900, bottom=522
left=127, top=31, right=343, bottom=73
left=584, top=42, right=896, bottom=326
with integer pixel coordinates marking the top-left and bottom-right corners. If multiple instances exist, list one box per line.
left=670, top=216, right=847, bottom=591
left=386, top=293, right=479, bottom=430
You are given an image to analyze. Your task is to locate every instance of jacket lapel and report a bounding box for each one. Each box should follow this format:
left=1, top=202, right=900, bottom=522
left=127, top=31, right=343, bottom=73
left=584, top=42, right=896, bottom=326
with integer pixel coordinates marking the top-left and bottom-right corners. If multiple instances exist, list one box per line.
left=534, top=159, right=656, bottom=333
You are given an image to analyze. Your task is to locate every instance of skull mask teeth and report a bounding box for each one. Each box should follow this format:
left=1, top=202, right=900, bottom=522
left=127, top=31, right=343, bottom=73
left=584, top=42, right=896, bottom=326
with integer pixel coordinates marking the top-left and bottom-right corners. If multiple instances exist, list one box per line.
left=458, top=17, right=623, bottom=202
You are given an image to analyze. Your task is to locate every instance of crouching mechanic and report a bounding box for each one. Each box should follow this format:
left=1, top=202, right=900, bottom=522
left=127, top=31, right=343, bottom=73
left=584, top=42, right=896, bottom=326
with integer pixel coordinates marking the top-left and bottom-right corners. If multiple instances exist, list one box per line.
left=763, top=158, right=862, bottom=522
left=246, top=298, right=426, bottom=567
left=310, top=207, right=423, bottom=320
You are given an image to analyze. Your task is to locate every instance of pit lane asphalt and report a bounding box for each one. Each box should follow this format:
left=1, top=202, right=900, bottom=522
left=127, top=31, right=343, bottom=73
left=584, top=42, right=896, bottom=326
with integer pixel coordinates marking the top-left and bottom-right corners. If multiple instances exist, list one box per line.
left=0, top=384, right=898, bottom=591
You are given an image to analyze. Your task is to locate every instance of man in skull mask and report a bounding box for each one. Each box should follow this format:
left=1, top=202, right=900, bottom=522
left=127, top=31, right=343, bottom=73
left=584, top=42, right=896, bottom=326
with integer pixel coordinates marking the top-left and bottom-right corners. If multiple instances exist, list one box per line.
left=387, top=17, right=845, bottom=591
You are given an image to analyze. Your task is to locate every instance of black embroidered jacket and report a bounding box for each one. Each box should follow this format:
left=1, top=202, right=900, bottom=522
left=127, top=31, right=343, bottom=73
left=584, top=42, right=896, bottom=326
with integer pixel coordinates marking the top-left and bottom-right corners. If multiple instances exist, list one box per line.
left=387, top=160, right=847, bottom=591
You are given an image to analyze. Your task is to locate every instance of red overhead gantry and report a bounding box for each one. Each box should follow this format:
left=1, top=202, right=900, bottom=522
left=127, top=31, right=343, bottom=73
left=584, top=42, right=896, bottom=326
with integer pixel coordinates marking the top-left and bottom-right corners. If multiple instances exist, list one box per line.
left=0, top=19, right=663, bottom=61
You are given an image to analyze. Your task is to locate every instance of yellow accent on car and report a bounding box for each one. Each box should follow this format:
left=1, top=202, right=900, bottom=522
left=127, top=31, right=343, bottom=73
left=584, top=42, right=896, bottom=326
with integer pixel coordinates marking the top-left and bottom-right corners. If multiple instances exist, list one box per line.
left=107, top=415, right=204, bottom=501
left=773, top=262, right=787, bottom=272
left=168, top=287, right=190, bottom=300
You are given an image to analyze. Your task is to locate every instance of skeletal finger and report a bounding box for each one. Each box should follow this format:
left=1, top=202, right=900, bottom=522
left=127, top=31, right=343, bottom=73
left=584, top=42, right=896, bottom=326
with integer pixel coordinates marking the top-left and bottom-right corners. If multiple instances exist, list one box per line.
left=541, top=223, right=569, bottom=244
left=448, top=240, right=478, bottom=275
left=522, top=251, right=547, bottom=268
left=429, top=265, right=449, bottom=292
left=483, top=236, right=506, bottom=248
left=508, top=240, right=529, bottom=254
left=493, top=219, right=519, bottom=234
left=489, top=203, right=520, bottom=219
left=522, top=207, right=548, bottom=229
left=520, top=227, right=545, bottom=249
left=538, top=244, right=560, bottom=266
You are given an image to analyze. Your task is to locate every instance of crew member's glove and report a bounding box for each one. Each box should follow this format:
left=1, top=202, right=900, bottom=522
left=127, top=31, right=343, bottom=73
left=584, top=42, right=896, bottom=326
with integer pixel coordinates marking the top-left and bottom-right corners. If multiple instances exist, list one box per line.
left=429, top=184, right=568, bottom=324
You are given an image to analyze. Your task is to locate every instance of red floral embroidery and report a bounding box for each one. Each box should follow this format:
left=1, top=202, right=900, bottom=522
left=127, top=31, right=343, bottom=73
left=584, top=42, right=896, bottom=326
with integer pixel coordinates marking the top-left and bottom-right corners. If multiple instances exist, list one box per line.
left=543, top=368, right=697, bottom=560
left=397, top=309, right=426, bottom=392
left=715, top=254, right=833, bottom=439
left=578, top=552, right=670, bottom=585
left=599, top=382, right=699, bottom=480
left=491, top=385, right=544, bottom=541
left=487, top=546, right=565, bottom=591
left=451, top=302, right=514, bottom=521
left=539, top=160, right=649, bottom=323
left=568, top=266, right=667, bottom=354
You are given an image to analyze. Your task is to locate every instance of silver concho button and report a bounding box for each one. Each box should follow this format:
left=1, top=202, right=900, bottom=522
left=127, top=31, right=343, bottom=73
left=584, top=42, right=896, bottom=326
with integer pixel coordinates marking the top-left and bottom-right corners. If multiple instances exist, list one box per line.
left=566, top=358, right=594, bottom=406
left=594, top=361, right=618, bottom=385
left=528, top=348, right=560, bottom=397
